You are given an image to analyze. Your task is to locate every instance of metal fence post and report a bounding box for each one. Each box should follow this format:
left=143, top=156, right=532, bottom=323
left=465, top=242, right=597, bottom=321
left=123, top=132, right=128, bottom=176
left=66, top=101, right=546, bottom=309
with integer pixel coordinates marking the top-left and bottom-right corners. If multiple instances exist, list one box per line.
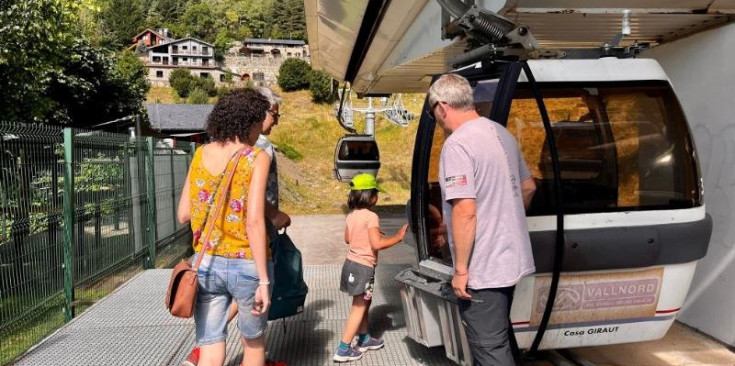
left=170, top=147, right=177, bottom=230
left=145, top=137, right=157, bottom=268
left=62, top=128, right=75, bottom=321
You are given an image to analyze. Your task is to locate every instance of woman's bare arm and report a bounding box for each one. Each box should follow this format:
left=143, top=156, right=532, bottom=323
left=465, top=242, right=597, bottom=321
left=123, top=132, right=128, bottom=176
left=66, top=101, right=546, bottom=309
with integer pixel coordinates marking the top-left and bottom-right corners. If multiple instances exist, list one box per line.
left=177, top=166, right=193, bottom=224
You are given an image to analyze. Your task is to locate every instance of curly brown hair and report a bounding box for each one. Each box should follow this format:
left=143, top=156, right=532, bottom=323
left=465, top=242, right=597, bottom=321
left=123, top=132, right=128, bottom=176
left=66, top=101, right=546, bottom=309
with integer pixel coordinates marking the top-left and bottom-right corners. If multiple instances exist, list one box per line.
left=206, top=88, right=270, bottom=143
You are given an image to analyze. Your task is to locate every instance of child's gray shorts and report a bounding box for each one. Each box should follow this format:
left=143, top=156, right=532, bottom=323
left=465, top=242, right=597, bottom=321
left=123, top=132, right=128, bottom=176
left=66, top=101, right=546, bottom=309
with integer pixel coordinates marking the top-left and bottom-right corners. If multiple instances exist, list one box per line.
left=340, top=259, right=375, bottom=297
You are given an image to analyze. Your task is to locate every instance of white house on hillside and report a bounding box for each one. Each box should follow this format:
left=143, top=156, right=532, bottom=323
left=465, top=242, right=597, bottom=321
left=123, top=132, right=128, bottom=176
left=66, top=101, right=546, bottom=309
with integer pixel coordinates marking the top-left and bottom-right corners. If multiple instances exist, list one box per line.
left=143, top=37, right=230, bottom=87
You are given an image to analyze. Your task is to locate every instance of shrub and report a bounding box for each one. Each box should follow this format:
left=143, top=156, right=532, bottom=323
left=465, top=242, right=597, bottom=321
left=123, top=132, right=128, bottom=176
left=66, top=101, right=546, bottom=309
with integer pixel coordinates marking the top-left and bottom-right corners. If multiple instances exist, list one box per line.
left=193, top=76, right=216, bottom=97
left=170, top=69, right=193, bottom=97
left=309, top=69, right=337, bottom=104
left=188, top=87, right=209, bottom=104
left=277, top=58, right=312, bottom=91
left=216, top=86, right=231, bottom=98
left=275, top=142, right=304, bottom=161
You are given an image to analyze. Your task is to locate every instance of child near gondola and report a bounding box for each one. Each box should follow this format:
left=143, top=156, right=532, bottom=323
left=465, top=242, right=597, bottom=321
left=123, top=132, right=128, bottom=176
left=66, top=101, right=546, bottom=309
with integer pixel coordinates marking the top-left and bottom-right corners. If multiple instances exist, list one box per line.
left=333, top=173, right=408, bottom=362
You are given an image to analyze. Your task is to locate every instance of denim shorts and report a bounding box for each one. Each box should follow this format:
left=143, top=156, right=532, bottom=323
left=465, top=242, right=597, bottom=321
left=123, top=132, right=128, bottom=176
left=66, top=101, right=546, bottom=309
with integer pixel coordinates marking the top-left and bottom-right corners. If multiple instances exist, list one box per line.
left=193, top=253, right=274, bottom=345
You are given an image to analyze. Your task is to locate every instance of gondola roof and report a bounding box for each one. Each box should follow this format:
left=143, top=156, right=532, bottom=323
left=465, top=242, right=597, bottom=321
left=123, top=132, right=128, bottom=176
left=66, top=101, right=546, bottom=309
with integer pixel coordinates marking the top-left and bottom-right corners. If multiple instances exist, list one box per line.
left=305, top=0, right=735, bottom=94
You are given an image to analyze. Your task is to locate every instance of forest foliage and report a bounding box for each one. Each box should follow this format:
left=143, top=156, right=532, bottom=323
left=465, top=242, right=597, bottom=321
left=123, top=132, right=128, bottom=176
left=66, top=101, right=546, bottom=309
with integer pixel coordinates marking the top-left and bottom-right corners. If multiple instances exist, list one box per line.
left=0, top=0, right=307, bottom=126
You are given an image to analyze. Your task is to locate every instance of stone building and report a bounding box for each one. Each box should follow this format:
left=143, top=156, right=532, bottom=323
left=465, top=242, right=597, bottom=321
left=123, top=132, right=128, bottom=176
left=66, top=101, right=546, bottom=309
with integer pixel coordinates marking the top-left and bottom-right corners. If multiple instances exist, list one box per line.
left=224, top=38, right=311, bottom=87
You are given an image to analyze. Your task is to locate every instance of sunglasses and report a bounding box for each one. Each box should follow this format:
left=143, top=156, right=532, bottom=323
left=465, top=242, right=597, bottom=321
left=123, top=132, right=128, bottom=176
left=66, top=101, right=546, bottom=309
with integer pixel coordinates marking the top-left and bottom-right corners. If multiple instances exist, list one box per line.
left=427, top=101, right=441, bottom=120
left=267, top=110, right=281, bottom=120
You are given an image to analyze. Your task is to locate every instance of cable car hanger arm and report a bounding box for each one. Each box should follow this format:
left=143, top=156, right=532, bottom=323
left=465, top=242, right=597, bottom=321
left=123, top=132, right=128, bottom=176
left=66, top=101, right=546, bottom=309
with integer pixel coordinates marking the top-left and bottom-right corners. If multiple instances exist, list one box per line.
left=336, top=84, right=357, bottom=134
left=436, top=0, right=650, bottom=68
left=436, top=0, right=540, bottom=50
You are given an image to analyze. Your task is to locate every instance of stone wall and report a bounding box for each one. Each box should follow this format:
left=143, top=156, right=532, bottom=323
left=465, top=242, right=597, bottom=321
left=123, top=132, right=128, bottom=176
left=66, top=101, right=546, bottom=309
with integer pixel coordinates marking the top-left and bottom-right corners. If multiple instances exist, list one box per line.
left=223, top=54, right=311, bottom=87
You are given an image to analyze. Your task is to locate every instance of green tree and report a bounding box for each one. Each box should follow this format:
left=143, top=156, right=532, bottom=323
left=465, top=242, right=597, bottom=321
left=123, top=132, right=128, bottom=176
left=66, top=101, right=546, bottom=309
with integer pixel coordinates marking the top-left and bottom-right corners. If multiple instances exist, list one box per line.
left=170, top=68, right=194, bottom=98
left=309, top=70, right=337, bottom=104
left=181, top=2, right=216, bottom=41
left=188, top=87, right=210, bottom=104
left=271, top=0, right=306, bottom=40
left=145, top=10, right=165, bottom=30
left=115, top=50, right=150, bottom=110
left=46, top=40, right=149, bottom=126
left=239, top=0, right=271, bottom=39
left=270, top=25, right=284, bottom=40
left=97, top=0, right=146, bottom=49
left=192, top=76, right=217, bottom=97
left=154, top=0, right=186, bottom=23
left=277, top=58, right=312, bottom=91
left=214, top=29, right=233, bottom=62
left=0, top=0, right=81, bottom=122
left=0, top=0, right=144, bottom=126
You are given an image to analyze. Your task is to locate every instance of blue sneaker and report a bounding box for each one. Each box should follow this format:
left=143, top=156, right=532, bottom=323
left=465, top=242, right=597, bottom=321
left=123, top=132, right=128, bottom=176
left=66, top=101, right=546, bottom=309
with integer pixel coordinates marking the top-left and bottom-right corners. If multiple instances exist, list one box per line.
left=333, top=346, right=363, bottom=362
left=356, top=337, right=384, bottom=352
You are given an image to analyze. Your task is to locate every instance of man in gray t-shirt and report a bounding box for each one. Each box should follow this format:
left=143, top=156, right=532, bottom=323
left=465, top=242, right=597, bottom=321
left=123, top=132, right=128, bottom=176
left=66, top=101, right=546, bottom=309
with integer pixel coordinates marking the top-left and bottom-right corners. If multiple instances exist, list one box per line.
left=429, top=74, right=536, bottom=366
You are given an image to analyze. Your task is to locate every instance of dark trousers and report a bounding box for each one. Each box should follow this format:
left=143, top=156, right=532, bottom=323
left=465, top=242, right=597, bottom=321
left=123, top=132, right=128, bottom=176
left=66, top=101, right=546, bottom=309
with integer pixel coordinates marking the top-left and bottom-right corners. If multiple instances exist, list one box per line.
left=458, top=286, right=520, bottom=366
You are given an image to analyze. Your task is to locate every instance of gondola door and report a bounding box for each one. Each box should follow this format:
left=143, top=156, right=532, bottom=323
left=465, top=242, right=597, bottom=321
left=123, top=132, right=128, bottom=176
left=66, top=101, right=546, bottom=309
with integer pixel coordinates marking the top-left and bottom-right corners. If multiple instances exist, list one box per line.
left=408, top=61, right=526, bottom=263
left=406, top=60, right=564, bottom=356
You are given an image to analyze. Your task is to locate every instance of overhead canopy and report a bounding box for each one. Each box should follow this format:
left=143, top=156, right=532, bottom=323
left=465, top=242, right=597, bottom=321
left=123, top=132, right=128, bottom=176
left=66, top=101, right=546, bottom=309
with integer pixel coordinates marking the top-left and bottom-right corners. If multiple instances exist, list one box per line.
left=305, top=0, right=735, bottom=94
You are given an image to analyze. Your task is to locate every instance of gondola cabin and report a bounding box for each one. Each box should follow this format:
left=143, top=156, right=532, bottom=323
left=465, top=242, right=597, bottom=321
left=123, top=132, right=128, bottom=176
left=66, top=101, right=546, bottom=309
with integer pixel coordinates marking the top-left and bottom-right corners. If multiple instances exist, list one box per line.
left=333, top=134, right=381, bottom=182
left=396, top=57, right=712, bottom=364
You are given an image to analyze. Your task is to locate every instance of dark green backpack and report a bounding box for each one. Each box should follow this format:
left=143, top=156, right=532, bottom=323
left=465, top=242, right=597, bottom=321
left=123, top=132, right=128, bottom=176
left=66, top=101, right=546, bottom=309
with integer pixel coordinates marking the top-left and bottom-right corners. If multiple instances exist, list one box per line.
left=268, top=231, right=308, bottom=320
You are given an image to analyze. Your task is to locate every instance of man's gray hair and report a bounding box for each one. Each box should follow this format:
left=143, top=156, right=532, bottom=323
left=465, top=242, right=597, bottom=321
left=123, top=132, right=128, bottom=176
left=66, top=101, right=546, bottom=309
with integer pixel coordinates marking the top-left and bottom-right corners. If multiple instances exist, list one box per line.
left=427, top=74, right=475, bottom=111
left=254, top=86, right=283, bottom=108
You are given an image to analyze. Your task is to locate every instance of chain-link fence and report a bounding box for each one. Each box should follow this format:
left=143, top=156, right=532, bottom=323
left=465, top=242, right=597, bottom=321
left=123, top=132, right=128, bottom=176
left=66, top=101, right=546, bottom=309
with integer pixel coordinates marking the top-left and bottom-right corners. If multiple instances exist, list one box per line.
left=0, top=121, right=196, bottom=365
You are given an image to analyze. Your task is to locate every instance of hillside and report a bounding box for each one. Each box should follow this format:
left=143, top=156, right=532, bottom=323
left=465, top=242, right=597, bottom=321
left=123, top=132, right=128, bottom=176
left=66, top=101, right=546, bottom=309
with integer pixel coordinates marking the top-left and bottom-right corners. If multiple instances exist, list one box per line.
left=149, top=87, right=424, bottom=215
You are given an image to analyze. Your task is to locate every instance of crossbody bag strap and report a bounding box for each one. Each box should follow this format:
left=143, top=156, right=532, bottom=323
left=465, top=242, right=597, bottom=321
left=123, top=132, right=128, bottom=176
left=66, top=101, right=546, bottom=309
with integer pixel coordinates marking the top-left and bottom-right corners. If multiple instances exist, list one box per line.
left=193, top=146, right=248, bottom=270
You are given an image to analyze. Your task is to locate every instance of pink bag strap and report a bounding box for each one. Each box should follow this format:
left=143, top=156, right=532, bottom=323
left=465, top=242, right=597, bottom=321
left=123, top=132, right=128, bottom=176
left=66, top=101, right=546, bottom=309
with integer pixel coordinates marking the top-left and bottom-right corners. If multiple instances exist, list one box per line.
left=192, top=146, right=248, bottom=270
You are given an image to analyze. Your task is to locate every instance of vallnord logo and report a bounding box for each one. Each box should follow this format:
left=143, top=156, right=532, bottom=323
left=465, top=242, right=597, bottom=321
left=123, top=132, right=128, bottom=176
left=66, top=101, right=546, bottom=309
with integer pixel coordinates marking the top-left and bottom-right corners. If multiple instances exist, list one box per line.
left=535, top=278, right=660, bottom=313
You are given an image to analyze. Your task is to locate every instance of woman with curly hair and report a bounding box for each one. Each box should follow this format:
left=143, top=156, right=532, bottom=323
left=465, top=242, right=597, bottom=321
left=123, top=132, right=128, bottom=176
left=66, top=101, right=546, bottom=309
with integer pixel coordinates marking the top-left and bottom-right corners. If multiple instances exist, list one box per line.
left=177, top=88, right=272, bottom=366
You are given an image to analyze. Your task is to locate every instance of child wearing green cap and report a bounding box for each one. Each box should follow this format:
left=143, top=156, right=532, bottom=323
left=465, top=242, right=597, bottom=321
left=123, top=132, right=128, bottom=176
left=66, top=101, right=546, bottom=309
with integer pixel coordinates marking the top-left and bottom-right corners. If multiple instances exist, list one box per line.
left=333, top=173, right=408, bottom=362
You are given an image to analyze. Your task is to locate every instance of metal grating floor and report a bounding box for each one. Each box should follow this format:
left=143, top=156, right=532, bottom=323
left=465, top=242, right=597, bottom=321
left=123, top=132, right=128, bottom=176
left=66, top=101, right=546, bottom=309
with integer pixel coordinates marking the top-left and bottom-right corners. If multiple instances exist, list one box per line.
left=14, top=265, right=450, bottom=366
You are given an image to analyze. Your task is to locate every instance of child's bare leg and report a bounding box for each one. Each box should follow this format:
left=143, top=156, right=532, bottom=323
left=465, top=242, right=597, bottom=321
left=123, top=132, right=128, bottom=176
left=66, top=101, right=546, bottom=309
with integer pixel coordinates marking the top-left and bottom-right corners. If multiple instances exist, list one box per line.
left=358, top=299, right=372, bottom=335
left=340, top=295, right=370, bottom=344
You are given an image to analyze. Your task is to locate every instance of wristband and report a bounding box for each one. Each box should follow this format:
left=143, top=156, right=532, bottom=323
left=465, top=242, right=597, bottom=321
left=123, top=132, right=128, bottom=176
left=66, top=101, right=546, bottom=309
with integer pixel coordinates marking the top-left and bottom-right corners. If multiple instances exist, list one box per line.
left=454, top=270, right=469, bottom=276
left=259, top=281, right=270, bottom=286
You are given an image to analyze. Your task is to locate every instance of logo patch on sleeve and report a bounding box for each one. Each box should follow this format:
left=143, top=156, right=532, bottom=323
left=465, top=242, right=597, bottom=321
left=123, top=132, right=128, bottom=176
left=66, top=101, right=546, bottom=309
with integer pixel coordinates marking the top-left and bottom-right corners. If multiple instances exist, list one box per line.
left=445, top=175, right=468, bottom=188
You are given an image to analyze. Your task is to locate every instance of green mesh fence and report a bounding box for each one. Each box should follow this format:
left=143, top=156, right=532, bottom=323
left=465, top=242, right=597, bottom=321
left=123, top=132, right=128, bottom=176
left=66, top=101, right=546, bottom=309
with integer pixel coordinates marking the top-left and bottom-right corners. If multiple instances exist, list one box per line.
left=0, top=121, right=196, bottom=365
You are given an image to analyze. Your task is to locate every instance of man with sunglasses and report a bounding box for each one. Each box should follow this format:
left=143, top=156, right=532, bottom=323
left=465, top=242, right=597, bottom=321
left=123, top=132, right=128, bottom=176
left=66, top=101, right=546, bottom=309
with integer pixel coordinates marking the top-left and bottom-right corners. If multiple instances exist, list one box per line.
left=182, top=86, right=290, bottom=366
left=428, top=74, right=536, bottom=366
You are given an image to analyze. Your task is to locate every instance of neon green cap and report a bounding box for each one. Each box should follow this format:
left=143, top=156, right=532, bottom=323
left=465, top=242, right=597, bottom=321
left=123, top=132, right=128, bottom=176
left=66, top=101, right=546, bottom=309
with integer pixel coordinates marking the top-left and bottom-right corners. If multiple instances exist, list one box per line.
left=350, top=173, right=385, bottom=193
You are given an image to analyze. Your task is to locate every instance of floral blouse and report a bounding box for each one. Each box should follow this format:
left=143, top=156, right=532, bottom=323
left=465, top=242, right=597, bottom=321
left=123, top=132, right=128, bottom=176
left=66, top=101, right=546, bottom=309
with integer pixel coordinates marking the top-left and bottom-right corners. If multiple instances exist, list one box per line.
left=189, top=146, right=271, bottom=259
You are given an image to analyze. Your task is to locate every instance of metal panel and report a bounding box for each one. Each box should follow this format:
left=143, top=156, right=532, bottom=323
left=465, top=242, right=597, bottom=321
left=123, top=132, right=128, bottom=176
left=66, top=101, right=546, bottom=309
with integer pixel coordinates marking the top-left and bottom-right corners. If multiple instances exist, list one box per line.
left=14, top=266, right=455, bottom=366
left=351, top=0, right=430, bottom=87
left=307, top=0, right=735, bottom=94
left=511, top=13, right=733, bottom=45
left=305, top=0, right=371, bottom=80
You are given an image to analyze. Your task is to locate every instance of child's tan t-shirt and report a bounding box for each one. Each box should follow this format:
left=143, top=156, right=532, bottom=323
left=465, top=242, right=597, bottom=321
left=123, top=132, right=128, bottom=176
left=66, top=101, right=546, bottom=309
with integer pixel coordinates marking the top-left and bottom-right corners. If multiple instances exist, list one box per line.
left=345, top=209, right=380, bottom=267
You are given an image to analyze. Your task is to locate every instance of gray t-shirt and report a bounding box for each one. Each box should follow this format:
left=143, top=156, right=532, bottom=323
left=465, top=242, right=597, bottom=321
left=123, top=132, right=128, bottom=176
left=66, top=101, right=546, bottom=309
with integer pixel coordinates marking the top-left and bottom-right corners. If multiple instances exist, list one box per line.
left=439, top=117, right=535, bottom=289
left=255, top=135, right=279, bottom=209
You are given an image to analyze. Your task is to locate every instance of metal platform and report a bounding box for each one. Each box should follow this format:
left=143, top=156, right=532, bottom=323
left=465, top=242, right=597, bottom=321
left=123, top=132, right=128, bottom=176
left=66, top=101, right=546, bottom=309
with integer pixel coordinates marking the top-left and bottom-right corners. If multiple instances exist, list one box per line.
left=14, top=265, right=450, bottom=366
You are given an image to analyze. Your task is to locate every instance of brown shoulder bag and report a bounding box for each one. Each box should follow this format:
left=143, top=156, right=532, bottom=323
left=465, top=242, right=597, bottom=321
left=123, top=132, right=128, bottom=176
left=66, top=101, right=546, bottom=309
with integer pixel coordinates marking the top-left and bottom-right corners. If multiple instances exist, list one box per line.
left=165, top=147, right=245, bottom=318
